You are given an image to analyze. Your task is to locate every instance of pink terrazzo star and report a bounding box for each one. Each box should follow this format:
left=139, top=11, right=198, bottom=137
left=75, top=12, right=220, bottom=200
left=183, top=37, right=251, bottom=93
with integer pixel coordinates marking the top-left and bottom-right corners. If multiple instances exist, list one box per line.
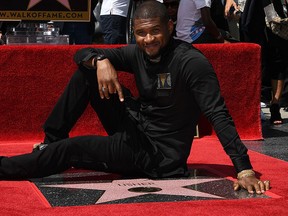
left=44, top=178, right=224, bottom=204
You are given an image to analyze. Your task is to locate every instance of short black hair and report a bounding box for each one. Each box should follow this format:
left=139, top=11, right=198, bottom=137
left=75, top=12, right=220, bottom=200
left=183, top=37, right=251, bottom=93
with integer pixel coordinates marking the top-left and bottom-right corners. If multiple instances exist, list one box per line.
left=132, top=1, right=169, bottom=26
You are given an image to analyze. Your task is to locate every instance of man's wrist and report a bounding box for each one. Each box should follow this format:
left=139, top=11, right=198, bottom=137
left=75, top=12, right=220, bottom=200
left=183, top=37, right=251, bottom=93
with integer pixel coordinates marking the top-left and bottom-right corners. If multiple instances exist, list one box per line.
left=93, top=53, right=107, bottom=67
left=237, top=169, right=255, bottom=180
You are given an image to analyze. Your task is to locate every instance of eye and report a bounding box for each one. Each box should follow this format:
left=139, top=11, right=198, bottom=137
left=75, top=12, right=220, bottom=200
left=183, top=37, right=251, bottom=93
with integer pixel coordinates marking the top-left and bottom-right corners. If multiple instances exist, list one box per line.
left=151, top=28, right=160, bottom=35
left=135, top=30, right=147, bottom=37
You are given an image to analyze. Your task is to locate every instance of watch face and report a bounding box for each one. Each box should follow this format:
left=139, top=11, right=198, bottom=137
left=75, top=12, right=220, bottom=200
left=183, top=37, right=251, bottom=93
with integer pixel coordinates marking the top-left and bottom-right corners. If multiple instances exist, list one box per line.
left=97, top=54, right=106, bottom=61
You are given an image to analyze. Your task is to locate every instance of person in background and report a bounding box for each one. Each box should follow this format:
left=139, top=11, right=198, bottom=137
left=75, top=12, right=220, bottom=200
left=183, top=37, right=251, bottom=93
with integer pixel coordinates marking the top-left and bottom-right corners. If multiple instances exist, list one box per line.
left=175, top=0, right=232, bottom=44
left=163, top=0, right=179, bottom=23
left=225, top=0, right=288, bottom=124
left=55, top=0, right=98, bottom=44
left=210, top=0, right=231, bottom=32
left=0, top=31, right=4, bottom=45
left=260, top=0, right=288, bottom=124
left=99, top=0, right=131, bottom=44
left=163, top=0, right=180, bottom=36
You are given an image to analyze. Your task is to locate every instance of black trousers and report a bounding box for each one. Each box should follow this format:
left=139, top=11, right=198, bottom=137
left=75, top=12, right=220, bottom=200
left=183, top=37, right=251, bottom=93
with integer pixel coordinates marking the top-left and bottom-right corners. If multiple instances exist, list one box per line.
left=100, top=15, right=127, bottom=44
left=0, top=67, right=144, bottom=179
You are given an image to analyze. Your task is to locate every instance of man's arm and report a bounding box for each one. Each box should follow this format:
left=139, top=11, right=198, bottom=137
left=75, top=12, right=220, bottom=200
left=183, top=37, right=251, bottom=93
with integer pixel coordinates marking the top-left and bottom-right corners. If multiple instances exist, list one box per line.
left=74, top=47, right=134, bottom=101
left=184, top=51, right=270, bottom=194
left=95, top=58, right=124, bottom=101
left=200, top=7, right=229, bottom=43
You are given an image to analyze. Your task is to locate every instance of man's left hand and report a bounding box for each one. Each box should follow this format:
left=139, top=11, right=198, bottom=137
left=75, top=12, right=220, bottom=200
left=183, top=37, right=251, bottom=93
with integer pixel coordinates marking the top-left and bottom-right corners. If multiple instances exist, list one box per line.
left=233, top=176, right=270, bottom=194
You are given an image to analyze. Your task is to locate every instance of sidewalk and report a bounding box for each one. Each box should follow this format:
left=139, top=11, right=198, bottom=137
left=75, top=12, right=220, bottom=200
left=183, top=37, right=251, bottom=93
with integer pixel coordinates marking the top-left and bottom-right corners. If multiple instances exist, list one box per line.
left=244, top=105, right=288, bottom=162
left=261, top=106, right=288, bottom=121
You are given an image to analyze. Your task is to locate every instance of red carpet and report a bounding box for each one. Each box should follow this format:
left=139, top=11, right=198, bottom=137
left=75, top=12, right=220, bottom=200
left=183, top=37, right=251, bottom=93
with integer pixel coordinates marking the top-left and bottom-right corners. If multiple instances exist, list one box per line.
left=0, top=139, right=287, bottom=216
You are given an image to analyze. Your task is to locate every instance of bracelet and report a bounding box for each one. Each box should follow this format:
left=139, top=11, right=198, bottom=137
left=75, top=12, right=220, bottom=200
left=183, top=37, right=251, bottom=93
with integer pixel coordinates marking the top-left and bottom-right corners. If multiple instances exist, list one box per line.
left=237, top=169, right=255, bottom=180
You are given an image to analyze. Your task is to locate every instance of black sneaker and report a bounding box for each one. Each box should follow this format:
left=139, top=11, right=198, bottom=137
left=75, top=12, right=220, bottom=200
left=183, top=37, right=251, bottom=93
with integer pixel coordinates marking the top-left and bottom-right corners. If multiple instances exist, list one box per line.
left=32, top=143, right=48, bottom=152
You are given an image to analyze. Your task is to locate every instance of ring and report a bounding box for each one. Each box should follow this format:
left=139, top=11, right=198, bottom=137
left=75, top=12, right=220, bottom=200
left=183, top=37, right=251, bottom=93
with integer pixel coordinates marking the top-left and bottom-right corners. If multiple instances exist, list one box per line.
left=264, top=180, right=270, bottom=184
left=102, top=86, right=106, bottom=92
left=257, top=181, right=261, bottom=184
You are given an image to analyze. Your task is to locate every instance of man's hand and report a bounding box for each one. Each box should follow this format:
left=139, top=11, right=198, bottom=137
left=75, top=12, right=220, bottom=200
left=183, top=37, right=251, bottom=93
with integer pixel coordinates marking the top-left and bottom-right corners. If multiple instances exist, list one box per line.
left=96, top=58, right=124, bottom=102
left=234, top=175, right=270, bottom=194
left=224, top=0, right=238, bottom=18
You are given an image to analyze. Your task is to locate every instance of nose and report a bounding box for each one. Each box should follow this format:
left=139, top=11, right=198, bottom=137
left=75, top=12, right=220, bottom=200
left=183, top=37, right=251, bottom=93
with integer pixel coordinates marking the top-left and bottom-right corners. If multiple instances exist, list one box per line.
left=144, top=33, right=154, bottom=43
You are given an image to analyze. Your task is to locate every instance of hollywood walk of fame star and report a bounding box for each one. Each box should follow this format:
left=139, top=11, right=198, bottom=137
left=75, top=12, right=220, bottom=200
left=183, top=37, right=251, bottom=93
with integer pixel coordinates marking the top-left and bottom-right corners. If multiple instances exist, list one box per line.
left=27, top=0, right=71, bottom=10
left=43, top=178, right=224, bottom=204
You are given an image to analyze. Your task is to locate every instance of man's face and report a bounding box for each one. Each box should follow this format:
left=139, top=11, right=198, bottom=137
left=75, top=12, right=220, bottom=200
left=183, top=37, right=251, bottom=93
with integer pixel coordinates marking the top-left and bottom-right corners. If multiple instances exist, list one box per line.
left=133, top=17, right=173, bottom=59
left=163, top=0, right=179, bottom=20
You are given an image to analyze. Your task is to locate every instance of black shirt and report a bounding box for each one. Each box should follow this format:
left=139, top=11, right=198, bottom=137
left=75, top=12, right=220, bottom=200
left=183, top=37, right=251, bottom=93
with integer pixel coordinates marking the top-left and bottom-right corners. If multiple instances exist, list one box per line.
left=75, top=38, right=252, bottom=177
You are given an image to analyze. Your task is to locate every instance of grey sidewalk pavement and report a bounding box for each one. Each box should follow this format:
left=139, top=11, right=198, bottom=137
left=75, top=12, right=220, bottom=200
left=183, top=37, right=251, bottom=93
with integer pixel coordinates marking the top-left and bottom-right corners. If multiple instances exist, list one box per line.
left=261, top=106, right=288, bottom=120
left=244, top=105, right=288, bottom=162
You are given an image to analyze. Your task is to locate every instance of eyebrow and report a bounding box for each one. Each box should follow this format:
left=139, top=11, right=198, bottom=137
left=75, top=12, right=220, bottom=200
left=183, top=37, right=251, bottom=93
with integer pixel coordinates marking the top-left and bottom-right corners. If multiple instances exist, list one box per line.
left=134, top=24, right=162, bottom=30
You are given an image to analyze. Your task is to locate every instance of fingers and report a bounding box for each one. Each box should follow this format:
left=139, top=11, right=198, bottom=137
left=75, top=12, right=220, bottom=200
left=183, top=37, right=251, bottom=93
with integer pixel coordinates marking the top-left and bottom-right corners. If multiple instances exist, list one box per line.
left=235, top=178, right=270, bottom=194
left=99, top=79, right=124, bottom=102
left=264, top=180, right=270, bottom=191
left=98, top=85, right=106, bottom=99
left=253, top=181, right=263, bottom=194
left=246, top=184, right=255, bottom=194
left=258, top=181, right=264, bottom=194
left=99, top=85, right=110, bottom=99
left=108, top=84, right=117, bottom=95
left=233, top=181, right=240, bottom=191
left=254, top=180, right=271, bottom=194
left=224, top=1, right=239, bottom=18
left=96, top=58, right=124, bottom=102
left=114, top=80, right=124, bottom=102
left=224, top=2, right=234, bottom=17
left=224, top=6, right=230, bottom=18
left=232, top=2, right=238, bottom=10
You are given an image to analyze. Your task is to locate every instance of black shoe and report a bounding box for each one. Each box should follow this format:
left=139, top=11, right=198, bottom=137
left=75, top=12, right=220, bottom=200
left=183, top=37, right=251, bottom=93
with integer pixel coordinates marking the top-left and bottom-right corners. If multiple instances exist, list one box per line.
left=32, top=143, right=48, bottom=152
left=269, top=103, right=283, bottom=125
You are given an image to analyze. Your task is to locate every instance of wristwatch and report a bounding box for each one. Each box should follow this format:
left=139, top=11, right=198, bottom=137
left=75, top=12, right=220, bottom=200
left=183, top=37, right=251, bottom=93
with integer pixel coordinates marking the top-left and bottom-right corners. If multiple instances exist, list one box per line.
left=93, top=53, right=106, bottom=67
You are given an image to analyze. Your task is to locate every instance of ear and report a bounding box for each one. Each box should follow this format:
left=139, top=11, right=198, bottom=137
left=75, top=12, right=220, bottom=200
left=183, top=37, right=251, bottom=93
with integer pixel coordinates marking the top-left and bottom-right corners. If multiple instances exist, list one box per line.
left=167, top=19, right=174, bottom=35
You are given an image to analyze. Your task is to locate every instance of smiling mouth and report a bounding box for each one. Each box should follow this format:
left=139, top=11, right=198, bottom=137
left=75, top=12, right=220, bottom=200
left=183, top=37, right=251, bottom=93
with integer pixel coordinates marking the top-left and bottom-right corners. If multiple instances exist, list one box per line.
left=145, top=43, right=160, bottom=52
left=145, top=44, right=157, bottom=48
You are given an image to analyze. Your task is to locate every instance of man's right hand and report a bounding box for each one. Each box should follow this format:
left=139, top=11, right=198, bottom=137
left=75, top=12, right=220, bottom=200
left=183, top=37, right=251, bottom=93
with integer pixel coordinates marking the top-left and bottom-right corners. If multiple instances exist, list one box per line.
left=224, top=0, right=238, bottom=18
left=96, top=58, right=124, bottom=102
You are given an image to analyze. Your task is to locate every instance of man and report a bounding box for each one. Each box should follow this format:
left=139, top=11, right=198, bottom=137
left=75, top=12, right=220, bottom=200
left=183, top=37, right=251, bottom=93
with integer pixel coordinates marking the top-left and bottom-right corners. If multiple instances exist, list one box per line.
left=0, top=1, right=269, bottom=194
left=99, top=0, right=131, bottom=44
left=163, top=0, right=179, bottom=36
left=175, top=0, right=231, bottom=43
left=56, top=0, right=98, bottom=45
left=163, top=0, right=179, bottom=23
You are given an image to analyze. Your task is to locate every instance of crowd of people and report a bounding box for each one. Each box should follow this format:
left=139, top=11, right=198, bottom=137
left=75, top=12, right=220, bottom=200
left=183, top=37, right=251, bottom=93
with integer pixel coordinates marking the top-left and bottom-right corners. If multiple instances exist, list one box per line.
left=225, top=0, right=288, bottom=124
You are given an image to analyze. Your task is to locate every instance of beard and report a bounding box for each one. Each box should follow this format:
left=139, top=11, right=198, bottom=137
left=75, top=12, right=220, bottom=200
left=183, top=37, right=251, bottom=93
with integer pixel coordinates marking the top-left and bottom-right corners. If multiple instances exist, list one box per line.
left=144, top=46, right=164, bottom=61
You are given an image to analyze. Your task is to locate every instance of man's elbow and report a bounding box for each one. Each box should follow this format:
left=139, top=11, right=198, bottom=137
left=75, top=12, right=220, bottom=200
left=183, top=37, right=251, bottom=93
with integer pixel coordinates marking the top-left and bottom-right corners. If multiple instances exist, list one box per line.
left=74, top=48, right=97, bottom=65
